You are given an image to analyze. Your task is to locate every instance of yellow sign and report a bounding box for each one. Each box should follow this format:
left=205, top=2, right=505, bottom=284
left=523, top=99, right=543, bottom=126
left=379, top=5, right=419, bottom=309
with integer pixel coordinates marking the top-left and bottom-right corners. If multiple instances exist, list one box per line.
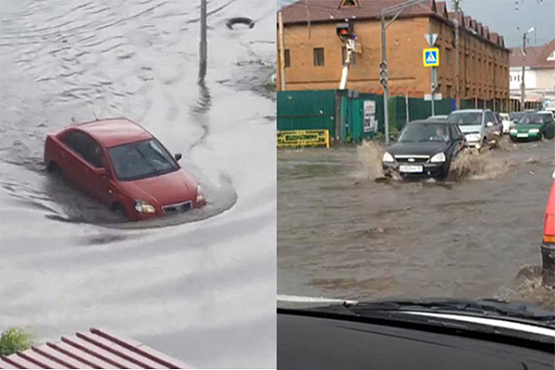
left=423, top=47, right=440, bottom=67
left=277, top=130, right=330, bottom=148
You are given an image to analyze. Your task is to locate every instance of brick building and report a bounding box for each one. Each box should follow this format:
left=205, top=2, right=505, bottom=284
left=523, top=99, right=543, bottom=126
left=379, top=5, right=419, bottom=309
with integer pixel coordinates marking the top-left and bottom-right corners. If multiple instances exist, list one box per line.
left=278, top=0, right=511, bottom=110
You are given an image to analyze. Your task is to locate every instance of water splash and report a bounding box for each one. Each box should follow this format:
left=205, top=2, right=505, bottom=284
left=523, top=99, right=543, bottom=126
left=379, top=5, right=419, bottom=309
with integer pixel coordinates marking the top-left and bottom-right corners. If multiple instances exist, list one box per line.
left=449, top=149, right=509, bottom=180
left=495, top=265, right=554, bottom=311
left=355, top=141, right=386, bottom=180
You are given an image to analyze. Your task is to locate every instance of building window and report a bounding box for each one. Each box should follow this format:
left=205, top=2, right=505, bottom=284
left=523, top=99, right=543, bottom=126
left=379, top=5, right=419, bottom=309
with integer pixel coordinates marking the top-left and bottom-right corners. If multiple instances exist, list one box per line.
left=313, top=48, right=325, bottom=66
left=284, top=49, right=290, bottom=68
left=341, top=47, right=356, bottom=65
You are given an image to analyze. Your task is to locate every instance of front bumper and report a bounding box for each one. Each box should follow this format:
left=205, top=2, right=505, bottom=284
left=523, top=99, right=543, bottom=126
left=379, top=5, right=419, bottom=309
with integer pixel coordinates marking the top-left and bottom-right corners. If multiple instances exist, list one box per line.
left=509, top=131, right=541, bottom=141
left=383, top=161, right=448, bottom=178
left=128, top=199, right=204, bottom=221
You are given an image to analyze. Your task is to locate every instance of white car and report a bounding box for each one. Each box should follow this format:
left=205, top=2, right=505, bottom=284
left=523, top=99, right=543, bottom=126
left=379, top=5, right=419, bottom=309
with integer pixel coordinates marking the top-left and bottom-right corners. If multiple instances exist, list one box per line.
left=499, top=113, right=512, bottom=134
left=447, top=109, right=500, bottom=150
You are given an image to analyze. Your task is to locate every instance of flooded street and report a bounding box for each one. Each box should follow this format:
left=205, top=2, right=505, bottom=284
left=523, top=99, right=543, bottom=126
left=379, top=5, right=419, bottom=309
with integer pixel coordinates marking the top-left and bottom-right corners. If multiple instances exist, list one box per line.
left=278, top=138, right=555, bottom=310
left=0, top=0, right=276, bottom=368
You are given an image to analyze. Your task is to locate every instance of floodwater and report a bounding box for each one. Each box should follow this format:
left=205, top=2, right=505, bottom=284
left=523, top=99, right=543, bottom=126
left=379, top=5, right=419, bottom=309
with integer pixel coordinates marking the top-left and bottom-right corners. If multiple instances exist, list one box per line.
left=0, top=0, right=276, bottom=368
left=278, top=138, right=555, bottom=311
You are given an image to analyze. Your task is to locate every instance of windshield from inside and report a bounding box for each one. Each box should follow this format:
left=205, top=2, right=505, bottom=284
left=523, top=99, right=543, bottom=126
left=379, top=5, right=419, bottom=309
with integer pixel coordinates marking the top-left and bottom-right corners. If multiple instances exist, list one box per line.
left=518, top=113, right=551, bottom=125
left=447, top=112, right=482, bottom=126
left=108, top=139, right=178, bottom=181
left=398, top=123, right=450, bottom=143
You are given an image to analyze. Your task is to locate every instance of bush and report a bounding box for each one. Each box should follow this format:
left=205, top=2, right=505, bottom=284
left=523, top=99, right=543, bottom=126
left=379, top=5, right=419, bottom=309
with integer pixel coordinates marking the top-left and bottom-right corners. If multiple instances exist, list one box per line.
left=0, top=328, right=33, bottom=356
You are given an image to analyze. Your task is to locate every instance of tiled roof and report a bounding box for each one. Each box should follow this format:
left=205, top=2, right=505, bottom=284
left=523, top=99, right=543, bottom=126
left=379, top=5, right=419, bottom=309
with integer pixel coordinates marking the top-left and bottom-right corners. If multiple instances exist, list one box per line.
left=281, top=0, right=507, bottom=49
left=0, top=328, right=190, bottom=369
left=281, top=0, right=436, bottom=24
left=510, top=39, right=555, bottom=69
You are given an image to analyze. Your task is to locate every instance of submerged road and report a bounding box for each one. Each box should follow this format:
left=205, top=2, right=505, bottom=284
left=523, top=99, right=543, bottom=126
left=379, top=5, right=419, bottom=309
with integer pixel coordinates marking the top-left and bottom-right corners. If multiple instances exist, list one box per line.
left=278, top=139, right=554, bottom=311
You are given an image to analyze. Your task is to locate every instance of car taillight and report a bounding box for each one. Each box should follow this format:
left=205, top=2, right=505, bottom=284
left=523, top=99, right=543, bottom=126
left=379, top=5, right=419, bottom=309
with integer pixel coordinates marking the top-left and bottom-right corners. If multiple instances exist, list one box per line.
left=544, top=214, right=555, bottom=244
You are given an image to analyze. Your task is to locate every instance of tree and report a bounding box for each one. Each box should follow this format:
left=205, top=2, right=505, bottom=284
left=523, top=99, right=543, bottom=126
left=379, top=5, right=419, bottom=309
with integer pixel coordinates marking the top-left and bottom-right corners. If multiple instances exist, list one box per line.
left=0, top=328, right=33, bottom=356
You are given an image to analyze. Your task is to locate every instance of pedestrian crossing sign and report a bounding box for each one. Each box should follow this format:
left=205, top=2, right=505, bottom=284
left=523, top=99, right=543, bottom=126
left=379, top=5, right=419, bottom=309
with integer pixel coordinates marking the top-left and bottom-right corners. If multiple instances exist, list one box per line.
left=423, top=47, right=440, bottom=67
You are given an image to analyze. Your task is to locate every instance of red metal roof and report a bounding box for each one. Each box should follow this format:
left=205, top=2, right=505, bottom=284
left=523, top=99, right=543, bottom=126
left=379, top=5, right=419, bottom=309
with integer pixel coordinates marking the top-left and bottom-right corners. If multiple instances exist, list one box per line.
left=280, top=0, right=437, bottom=25
left=0, top=328, right=190, bottom=369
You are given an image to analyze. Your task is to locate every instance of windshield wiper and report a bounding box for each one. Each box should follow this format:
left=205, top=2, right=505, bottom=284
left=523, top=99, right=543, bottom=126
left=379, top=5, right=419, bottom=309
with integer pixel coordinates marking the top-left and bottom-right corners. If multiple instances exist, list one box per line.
left=134, top=147, right=160, bottom=177
left=346, top=298, right=555, bottom=326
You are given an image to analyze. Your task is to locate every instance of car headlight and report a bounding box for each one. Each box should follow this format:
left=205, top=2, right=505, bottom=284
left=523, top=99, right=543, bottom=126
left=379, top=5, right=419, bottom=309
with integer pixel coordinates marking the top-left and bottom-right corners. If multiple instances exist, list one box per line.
left=510, top=129, right=517, bottom=134
left=529, top=128, right=540, bottom=133
left=430, top=152, right=446, bottom=163
left=382, top=152, right=395, bottom=163
left=196, top=185, right=205, bottom=204
left=134, top=199, right=156, bottom=213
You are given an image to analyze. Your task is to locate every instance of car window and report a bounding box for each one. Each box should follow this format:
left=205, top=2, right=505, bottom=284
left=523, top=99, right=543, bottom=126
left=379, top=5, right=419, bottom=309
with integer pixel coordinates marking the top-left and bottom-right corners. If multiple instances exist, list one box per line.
left=398, top=123, right=450, bottom=143
left=108, top=139, right=178, bottom=181
left=62, top=131, right=104, bottom=168
left=447, top=112, right=482, bottom=126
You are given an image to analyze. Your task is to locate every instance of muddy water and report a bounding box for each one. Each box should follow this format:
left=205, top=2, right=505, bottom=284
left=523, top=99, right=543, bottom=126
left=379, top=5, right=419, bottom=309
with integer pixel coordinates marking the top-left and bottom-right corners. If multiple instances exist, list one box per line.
left=0, top=0, right=276, bottom=368
left=278, top=138, right=555, bottom=311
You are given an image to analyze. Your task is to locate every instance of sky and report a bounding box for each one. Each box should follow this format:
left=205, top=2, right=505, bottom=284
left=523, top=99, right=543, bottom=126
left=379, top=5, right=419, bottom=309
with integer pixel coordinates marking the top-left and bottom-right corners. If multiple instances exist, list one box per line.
left=277, top=0, right=555, bottom=48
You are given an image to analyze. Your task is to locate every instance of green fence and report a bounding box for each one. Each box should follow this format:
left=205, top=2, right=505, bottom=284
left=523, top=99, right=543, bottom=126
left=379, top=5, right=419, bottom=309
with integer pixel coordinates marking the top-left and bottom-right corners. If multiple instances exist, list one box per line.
left=277, top=90, right=337, bottom=138
left=277, top=89, right=511, bottom=144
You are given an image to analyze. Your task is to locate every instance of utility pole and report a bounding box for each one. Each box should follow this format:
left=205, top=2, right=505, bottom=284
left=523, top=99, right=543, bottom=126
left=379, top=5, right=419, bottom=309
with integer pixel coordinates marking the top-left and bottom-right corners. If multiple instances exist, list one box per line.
left=381, top=0, right=427, bottom=144
left=199, top=0, right=207, bottom=82
left=520, top=27, right=535, bottom=111
left=454, top=0, right=460, bottom=109
left=278, top=11, right=286, bottom=91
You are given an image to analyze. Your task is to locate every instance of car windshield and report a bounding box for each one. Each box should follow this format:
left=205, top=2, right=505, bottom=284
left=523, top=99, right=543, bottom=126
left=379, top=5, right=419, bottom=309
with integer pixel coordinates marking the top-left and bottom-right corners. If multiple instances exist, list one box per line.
left=398, top=123, right=450, bottom=143
left=518, top=113, right=550, bottom=125
left=510, top=112, right=523, bottom=121
left=108, top=139, right=178, bottom=181
left=447, top=112, right=482, bottom=126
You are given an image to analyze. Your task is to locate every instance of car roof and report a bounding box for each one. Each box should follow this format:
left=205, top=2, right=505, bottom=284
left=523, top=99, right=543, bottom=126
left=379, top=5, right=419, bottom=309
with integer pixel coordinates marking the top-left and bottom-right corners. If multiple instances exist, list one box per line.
left=71, top=118, right=153, bottom=147
left=409, top=119, right=450, bottom=125
left=450, top=109, right=485, bottom=113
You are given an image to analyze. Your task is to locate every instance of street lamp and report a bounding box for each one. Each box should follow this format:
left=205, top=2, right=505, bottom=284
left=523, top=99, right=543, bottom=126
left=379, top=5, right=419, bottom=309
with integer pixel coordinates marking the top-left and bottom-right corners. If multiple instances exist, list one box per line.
left=520, top=27, right=535, bottom=111
left=381, top=0, right=427, bottom=144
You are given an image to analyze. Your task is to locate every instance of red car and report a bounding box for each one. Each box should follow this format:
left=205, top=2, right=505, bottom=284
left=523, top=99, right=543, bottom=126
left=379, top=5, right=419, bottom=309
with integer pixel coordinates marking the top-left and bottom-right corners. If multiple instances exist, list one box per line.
left=44, top=118, right=205, bottom=221
left=542, top=173, right=555, bottom=286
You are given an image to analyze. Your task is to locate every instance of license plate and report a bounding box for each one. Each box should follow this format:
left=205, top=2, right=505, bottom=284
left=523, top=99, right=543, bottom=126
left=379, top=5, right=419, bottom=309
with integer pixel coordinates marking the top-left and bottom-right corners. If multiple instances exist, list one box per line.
left=399, top=165, right=423, bottom=173
left=517, top=133, right=528, bottom=138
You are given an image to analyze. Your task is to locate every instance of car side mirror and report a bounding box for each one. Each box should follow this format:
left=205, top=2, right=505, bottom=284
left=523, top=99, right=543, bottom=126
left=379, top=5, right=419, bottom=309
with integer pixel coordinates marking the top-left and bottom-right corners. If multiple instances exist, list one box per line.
left=486, top=122, right=493, bottom=127
left=93, top=167, right=107, bottom=177
left=174, top=153, right=182, bottom=162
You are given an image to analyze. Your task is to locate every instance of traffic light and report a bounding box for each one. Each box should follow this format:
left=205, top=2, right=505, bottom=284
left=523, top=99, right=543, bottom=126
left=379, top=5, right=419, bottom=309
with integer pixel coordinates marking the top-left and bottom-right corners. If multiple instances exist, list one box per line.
left=336, top=22, right=354, bottom=39
left=379, top=61, right=388, bottom=87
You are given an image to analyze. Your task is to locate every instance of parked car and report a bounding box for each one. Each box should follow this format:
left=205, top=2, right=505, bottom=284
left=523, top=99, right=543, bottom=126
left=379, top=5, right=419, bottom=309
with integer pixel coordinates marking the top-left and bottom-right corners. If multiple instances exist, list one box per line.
left=44, top=118, right=206, bottom=221
left=447, top=109, right=500, bottom=150
left=426, top=115, right=448, bottom=121
left=498, top=113, right=512, bottom=134
left=509, top=111, right=555, bottom=142
left=382, top=120, right=466, bottom=179
left=541, top=171, right=555, bottom=287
